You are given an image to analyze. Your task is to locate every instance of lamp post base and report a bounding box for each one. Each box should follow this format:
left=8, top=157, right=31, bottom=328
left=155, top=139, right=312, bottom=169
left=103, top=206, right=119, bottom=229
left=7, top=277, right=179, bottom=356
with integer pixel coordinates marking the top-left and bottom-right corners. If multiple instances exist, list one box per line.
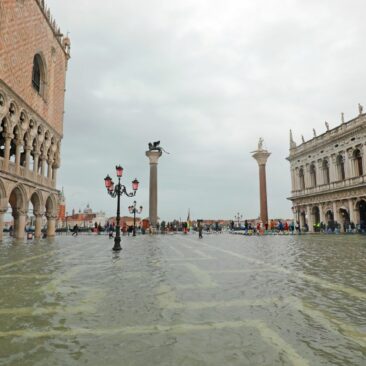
left=112, top=237, right=122, bottom=251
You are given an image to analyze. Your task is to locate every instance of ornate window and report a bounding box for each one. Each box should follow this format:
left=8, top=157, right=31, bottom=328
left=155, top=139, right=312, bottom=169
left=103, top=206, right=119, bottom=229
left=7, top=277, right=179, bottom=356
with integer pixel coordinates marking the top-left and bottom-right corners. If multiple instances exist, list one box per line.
left=354, top=149, right=363, bottom=176
left=299, top=168, right=305, bottom=190
left=337, top=154, right=345, bottom=180
left=309, top=163, right=317, bottom=187
left=32, top=54, right=45, bottom=95
left=323, top=159, right=330, bottom=184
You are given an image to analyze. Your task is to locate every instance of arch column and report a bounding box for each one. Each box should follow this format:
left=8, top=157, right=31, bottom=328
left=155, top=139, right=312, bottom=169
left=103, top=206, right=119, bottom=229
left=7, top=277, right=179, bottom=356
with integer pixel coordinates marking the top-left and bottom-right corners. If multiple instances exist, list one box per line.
left=3, top=133, right=13, bottom=171
left=15, top=138, right=23, bottom=174
left=362, top=144, right=366, bottom=175
left=47, top=157, right=54, bottom=180
left=13, top=209, right=27, bottom=239
left=333, top=202, right=340, bottom=225
left=306, top=206, right=313, bottom=232
left=40, top=154, right=47, bottom=176
left=33, top=152, right=39, bottom=175
left=24, top=145, right=32, bottom=171
left=46, top=213, right=57, bottom=237
left=348, top=199, right=357, bottom=225
left=319, top=204, right=325, bottom=224
left=0, top=208, right=7, bottom=241
left=34, top=211, right=44, bottom=238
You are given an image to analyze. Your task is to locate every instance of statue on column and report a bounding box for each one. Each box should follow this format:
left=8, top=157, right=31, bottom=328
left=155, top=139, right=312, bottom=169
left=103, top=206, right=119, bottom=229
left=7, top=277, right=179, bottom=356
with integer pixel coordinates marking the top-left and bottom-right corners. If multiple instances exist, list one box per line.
left=257, top=137, right=264, bottom=151
left=148, top=141, right=170, bottom=154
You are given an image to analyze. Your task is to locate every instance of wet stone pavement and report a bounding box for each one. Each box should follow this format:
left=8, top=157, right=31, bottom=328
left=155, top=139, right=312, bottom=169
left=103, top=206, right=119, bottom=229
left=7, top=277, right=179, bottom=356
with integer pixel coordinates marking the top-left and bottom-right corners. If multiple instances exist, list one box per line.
left=0, top=233, right=365, bottom=366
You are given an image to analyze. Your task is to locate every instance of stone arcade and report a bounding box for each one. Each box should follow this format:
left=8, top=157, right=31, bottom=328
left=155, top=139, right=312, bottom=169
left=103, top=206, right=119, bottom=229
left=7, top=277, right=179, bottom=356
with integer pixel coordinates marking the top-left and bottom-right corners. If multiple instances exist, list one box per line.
left=0, top=0, right=70, bottom=239
left=288, top=107, right=366, bottom=231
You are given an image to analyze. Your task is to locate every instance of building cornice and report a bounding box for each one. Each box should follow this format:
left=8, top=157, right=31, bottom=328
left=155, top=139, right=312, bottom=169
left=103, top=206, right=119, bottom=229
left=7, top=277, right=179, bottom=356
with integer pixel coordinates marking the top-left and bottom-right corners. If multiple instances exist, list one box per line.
left=288, top=114, right=366, bottom=161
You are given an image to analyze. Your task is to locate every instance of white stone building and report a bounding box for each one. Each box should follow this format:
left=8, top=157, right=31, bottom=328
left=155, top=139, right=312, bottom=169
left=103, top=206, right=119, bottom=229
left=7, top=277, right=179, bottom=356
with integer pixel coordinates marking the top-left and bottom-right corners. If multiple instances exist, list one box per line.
left=288, top=105, right=366, bottom=231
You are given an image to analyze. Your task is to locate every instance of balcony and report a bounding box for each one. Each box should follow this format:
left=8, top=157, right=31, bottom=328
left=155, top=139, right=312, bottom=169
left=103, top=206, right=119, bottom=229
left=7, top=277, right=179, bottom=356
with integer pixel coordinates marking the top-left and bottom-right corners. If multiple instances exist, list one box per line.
left=291, top=175, right=366, bottom=198
left=0, top=158, right=56, bottom=188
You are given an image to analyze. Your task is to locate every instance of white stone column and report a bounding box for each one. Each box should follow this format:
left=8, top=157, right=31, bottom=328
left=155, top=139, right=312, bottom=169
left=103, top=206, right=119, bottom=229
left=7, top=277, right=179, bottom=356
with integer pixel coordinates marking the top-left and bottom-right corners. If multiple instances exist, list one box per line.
left=34, top=212, right=44, bottom=238
left=348, top=199, right=356, bottom=224
left=316, top=160, right=323, bottom=185
left=290, top=169, right=296, bottom=191
left=46, top=214, right=57, bottom=237
left=333, top=202, right=340, bottom=225
left=329, top=155, right=337, bottom=182
left=305, top=164, right=311, bottom=188
left=24, top=146, right=32, bottom=171
left=14, top=139, right=22, bottom=173
left=3, top=133, right=13, bottom=171
left=347, top=149, right=355, bottom=178
left=47, top=158, right=53, bottom=180
left=306, top=206, right=314, bottom=232
left=362, top=144, right=366, bottom=175
left=13, top=210, right=26, bottom=240
left=33, top=152, right=39, bottom=175
left=319, top=203, right=325, bottom=224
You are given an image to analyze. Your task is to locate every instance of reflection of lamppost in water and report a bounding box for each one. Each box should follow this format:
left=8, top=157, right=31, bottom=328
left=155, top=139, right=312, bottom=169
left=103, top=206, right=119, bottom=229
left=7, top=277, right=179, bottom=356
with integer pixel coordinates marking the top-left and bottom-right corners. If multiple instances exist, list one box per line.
left=128, top=201, right=143, bottom=237
left=104, top=165, right=139, bottom=251
left=234, top=212, right=243, bottom=228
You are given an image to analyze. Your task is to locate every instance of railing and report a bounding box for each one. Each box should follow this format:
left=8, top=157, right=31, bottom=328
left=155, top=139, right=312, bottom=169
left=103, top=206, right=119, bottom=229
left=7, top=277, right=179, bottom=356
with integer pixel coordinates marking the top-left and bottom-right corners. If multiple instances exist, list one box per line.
left=291, top=175, right=366, bottom=197
left=0, top=157, right=55, bottom=188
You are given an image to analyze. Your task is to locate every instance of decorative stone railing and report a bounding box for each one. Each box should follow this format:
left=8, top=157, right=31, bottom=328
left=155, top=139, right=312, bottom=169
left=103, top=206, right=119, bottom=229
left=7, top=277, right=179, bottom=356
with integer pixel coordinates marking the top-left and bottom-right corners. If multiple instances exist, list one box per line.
left=291, top=175, right=366, bottom=197
left=0, top=158, right=55, bottom=188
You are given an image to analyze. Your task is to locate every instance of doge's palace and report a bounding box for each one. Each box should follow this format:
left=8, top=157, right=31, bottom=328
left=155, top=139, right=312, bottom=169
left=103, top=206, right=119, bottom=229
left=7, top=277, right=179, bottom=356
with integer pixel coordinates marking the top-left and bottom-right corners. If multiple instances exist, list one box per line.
left=0, top=0, right=70, bottom=239
left=288, top=105, right=366, bottom=232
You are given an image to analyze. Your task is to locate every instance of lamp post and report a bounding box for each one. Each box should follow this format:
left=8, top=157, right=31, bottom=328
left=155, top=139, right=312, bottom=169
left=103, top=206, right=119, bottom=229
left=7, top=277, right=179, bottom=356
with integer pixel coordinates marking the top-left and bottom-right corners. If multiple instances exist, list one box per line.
left=128, top=201, right=143, bottom=237
left=234, top=212, right=243, bottom=228
left=104, top=165, right=139, bottom=251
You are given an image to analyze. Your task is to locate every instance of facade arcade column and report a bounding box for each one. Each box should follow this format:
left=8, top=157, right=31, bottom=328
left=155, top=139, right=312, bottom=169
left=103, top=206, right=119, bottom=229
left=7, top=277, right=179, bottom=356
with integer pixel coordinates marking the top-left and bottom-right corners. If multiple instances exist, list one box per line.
left=46, top=213, right=57, bottom=237
left=348, top=199, right=357, bottom=224
left=33, top=152, right=39, bottom=175
left=329, top=155, right=337, bottom=182
left=0, top=209, right=7, bottom=241
left=14, top=138, right=23, bottom=174
left=346, top=149, right=355, bottom=178
left=319, top=203, right=325, bottom=224
left=306, top=206, right=314, bottom=232
left=40, top=154, right=47, bottom=176
left=24, top=144, right=32, bottom=171
left=305, top=164, right=311, bottom=188
left=362, top=144, right=366, bottom=175
left=34, top=211, right=44, bottom=238
left=290, top=168, right=296, bottom=191
left=13, top=209, right=27, bottom=240
left=47, top=157, right=54, bottom=180
left=3, top=133, right=13, bottom=171
left=316, top=160, right=323, bottom=185
left=333, top=201, right=340, bottom=225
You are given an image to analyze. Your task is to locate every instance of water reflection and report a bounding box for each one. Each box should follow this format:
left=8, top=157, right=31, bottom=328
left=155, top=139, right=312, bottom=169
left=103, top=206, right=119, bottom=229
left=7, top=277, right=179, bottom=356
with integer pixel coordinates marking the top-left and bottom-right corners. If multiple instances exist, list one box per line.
left=0, top=234, right=365, bottom=365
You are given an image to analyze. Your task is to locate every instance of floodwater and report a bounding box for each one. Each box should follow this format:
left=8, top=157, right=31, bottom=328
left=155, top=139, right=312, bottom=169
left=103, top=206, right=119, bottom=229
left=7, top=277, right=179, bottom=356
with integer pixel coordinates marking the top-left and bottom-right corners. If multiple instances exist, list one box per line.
left=0, top=233, right=365, bottom=366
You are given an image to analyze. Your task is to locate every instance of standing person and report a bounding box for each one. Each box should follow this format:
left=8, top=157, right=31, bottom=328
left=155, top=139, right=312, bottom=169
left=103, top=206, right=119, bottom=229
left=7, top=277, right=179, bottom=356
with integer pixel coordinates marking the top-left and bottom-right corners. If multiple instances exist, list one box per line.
left=198, top=224, right=203, bottom=239
left=72, top=224, right=79, bottom=237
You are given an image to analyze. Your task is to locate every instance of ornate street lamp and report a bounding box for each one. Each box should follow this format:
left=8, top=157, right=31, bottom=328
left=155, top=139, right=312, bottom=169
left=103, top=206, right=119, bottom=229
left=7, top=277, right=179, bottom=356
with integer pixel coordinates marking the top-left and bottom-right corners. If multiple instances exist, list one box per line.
left=104, top=165, right=139, bottom=251
left=128, top=201, right=143, bottom=237
left=234, top=212, right=243, bottom=228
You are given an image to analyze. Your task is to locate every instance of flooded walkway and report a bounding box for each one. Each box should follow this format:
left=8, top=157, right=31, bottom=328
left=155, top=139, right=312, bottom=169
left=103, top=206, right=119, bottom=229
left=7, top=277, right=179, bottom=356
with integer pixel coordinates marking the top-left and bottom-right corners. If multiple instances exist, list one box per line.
left=0, top=234, right=365, bottom=365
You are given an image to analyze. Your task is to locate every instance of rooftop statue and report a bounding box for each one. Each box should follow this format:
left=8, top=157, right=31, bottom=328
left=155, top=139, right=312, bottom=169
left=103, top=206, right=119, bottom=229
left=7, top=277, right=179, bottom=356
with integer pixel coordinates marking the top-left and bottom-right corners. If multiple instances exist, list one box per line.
left=313, top=128, right=316, bottom=137
left=359, top=103, right=364, bottom=115
left=325, top=121, right=329, bottom=131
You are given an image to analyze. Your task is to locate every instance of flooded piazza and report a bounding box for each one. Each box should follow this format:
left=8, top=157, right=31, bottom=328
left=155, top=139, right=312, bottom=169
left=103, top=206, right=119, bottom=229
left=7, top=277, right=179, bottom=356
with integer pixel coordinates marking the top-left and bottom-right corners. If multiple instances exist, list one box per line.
left=0, top=233, right=365, bottom=366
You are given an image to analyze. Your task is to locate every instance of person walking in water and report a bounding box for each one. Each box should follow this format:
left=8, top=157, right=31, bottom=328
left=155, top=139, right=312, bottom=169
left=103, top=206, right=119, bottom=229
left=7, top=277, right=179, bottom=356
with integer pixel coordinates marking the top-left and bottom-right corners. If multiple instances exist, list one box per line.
left=72, top=224, right=79, bottom=237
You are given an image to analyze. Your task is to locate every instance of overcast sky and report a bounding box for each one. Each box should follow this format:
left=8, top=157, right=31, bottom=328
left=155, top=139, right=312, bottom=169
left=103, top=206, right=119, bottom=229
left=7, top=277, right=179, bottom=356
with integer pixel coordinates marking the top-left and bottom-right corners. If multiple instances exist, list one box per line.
left=47, top=0, right=366, bottom=221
